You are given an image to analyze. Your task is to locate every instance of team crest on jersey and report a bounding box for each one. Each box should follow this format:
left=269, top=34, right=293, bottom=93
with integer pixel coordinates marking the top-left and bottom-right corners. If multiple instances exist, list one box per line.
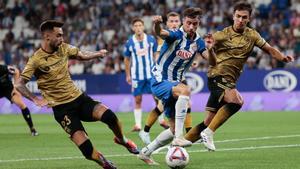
left=176, top=49, right=192, bottom=60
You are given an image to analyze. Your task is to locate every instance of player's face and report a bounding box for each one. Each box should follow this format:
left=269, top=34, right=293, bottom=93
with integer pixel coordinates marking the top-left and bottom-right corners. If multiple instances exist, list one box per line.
left=48, top=27, right=64, bottom=50
left=166, top=16, right=181, bottom=29
left=182, top=17, right=199, bottom=37
left=233, top=10, right=250, bottom=31
left=132, top=21, right=144, bottom=35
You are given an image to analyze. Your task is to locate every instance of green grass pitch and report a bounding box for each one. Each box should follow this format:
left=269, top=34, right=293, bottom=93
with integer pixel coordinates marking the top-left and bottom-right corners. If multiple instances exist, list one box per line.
left=0, top=111, right=299, bottom=169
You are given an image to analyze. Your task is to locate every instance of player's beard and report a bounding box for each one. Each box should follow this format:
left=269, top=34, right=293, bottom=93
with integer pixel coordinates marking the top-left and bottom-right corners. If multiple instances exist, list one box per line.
left=50, top=41, right=61, bottom=52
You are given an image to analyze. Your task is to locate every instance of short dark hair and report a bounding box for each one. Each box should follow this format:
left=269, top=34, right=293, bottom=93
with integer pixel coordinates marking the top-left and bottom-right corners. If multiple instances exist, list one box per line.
left=167, top=12, right=180, bottom=19
left=233, top=1, right=253, bottom=15
left=131, top=18, right=144, bottom=25
left=183, top=7, right=203, bottom=19
left=40, top=20, right=64, bottom=32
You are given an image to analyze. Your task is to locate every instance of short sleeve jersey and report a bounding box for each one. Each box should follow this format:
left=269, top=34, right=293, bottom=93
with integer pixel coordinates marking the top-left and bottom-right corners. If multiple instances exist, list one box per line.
left=21, top=43, right=82, bottom=107
left=208, top=26, right=266, bottom=82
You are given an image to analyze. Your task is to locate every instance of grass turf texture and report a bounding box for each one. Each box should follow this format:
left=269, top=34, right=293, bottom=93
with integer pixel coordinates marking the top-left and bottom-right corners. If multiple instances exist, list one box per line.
left=0, top=112, right=299, bottom=169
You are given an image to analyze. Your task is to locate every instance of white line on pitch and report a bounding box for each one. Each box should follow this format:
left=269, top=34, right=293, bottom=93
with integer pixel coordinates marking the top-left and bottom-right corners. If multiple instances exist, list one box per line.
left=1, top=144, right=299, bottom=163
left=153, top=134, right=300, bottom=153
left=0, top=134, right=300, bottom=163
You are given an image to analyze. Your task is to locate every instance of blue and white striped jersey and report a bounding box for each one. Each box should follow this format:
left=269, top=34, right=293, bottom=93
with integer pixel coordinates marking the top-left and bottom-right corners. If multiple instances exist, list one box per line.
left=123, top=33, right=157, bottom=81
left=153, top=27, right=206, bottom=82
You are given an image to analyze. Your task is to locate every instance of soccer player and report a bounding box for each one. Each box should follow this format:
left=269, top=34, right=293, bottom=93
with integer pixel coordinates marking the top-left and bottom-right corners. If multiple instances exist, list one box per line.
left=138, top=8, right=216, bottom=165
left=184, top=2, right=294, bottom=151
left=139, top=12, right=194, bottom=145
left=124, top=18, right=158, bottom=132
left=15, top=20, right=139, bottom=169
left=0, top=64, right=38, bottom=136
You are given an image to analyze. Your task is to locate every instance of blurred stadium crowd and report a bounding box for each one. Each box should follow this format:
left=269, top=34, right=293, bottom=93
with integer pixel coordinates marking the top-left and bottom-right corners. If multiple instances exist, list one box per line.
left=0, top=0, right=300, bottom=75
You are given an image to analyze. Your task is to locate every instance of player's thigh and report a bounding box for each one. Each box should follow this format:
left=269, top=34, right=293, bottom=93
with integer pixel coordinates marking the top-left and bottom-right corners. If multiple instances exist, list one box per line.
left=224, top=89, right=244, bottom=105
left=151, top=79, right=179, bottom=103
left=205, top=76, right=228, bottom=112
left=172, top=83, right=190, bottom=98
left=133, top=79, right=151, bottom=96
left=53, top=109, right=85, bottom=137
left=2, top=84, right=14, bottom=102
left=77, top=94, right=102, bottom=122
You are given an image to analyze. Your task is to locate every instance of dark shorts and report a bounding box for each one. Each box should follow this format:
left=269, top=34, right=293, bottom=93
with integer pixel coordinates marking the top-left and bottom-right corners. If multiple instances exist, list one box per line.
left=206, top=76, right=235, bottom=113
left=0, top=83, right=14, bottom=102
left=52, top=93, right=99, bottom=136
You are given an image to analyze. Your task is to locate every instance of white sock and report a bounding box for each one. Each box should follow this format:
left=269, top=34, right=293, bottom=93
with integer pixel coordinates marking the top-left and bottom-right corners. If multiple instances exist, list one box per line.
left=175, top=95, right=189, bottom=138
left=134, top=108, right=142, bottom=128
left=158, top=113, right=165, bottom=123
left=143, top=128, right=174, bottom=156
left=204, top=127, right=214, bottom=135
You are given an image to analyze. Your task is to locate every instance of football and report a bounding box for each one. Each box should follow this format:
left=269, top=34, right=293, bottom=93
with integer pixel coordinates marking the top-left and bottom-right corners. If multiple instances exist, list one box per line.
left=165, top=146, right=190, bottom=169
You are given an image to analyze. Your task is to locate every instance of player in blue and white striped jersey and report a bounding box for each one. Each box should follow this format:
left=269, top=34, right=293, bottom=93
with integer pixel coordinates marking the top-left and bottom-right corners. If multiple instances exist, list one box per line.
left=124, top=18, right=158, bottom=132
left=138, top=7, right=216, bottom=165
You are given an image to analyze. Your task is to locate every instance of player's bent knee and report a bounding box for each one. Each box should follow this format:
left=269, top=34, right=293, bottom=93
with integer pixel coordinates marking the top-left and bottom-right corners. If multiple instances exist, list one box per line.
left=78, top=139, right=94, bottom=160
left=180, top=86, right=191, bottom=96
left=100, top=109, right=118, bottom=127
left=71, top=130, right=89, bottom=145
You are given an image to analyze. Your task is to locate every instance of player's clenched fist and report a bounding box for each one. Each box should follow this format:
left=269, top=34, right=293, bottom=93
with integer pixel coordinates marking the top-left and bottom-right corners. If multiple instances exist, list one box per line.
left=99, top=49, right=108, bottom=58
left=152, top=15, right=163, bottom=24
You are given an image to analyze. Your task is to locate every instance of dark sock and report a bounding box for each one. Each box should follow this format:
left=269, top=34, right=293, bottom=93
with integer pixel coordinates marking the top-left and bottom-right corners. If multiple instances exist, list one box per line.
left=79, top=139, right=94, bottom=160
left=184, top=121, right=207, bottom=143
left=144, top=125, right=151, bottom=132
left=185, top=127, right=192, bottom=133
left=21, top=107, right=33, bottom=129
left=100, top=109, right=124, bottom=141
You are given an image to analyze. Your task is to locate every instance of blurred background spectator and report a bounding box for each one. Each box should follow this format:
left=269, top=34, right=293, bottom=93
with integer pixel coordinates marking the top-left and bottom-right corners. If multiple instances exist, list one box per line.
left=0, top=0, right=299, bottom=75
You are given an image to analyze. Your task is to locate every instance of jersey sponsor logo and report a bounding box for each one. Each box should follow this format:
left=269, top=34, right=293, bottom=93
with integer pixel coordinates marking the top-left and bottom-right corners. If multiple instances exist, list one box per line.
left=136, top=48, right=147, bottom=57
left=176, top=49, right=192, bottom=60
left=263, top=70, right=297, bottom=92
left=185, top=72, right=204, bottom=94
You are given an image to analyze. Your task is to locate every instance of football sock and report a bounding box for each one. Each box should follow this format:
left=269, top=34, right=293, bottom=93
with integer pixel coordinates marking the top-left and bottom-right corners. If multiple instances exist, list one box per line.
left=175, top=95, right=189, bottom=138
left=134, top=108, right=142, bottom=128
left=144, top=128, right=173, bottom=156
left=184, top=121, right=207, bottom=143
left=79, top=139, right=94, bottom=160
left=21, top=107, right=34, bottom=128
left=184, top=108, right=192, bottom=133
left=144, top=107, right=162, bottom=132
left=208, top=103, right=241, bottom=131
left=79, top=139, right=105, bottom=165
left=100, top=109, right=126, bottom=142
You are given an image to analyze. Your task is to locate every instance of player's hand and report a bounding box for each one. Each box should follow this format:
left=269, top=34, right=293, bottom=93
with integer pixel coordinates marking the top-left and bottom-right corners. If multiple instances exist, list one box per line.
left=204, top=33, right=215, bottom=50
left=98, top=49, right=108, bottom=58
left=282, top=55, right=294, bottom=63
left=7, top=65, right=16, bottom=74
left=33, top=97, right=48, bottom=107
left=152, top=15, right=163, bottom=24
left=126, top=75, right=132, bottom=85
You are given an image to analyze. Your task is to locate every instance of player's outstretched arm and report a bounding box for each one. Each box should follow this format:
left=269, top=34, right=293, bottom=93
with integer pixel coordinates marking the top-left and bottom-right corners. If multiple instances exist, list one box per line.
left=262, top=43, right=294, bottom=63
left=15, top=77, right=48, bottom=107
left=75, top=49, right=108, bottom=60
left=152, top=15, right=169, bottom=39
